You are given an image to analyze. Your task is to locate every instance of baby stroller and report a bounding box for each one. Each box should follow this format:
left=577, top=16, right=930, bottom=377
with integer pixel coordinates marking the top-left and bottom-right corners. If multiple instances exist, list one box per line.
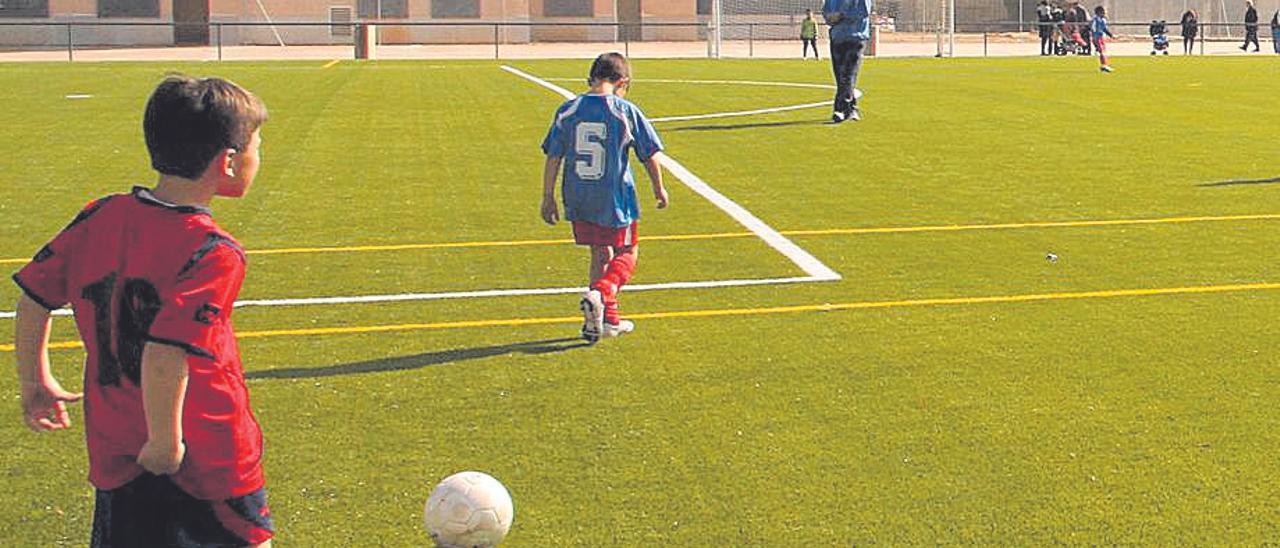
left=1061, top=21, right=1088, bottom=54
left=1051, top=8, right=1074, bottom=55
left=1150, top=20, right=1170, bottom=54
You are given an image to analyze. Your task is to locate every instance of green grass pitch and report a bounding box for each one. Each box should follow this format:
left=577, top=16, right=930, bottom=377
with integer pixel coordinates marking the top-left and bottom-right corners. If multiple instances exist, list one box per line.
left=1, top=55, right=1279, bottom=544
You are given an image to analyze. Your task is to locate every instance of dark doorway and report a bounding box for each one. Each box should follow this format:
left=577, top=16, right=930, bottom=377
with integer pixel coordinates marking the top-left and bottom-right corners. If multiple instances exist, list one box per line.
left=617, top=0, right=642, bottom=41
left=173, top=0, right=210, bottom=46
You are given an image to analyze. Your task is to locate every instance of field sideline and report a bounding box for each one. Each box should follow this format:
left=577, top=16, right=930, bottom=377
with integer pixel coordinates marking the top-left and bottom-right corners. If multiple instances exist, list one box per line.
left=1, top=56, right=1278, bottom=544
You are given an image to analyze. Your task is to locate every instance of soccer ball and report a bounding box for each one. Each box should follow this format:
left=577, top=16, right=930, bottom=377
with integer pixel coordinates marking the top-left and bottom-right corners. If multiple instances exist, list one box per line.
left=424, top=471, right=514, bottom=547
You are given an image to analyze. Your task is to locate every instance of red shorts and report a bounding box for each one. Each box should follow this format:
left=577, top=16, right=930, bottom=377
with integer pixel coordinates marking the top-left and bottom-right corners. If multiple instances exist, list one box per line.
left=573, top=221, right=638, bottom=247
left=1095, top=37, right=1107, bottom=54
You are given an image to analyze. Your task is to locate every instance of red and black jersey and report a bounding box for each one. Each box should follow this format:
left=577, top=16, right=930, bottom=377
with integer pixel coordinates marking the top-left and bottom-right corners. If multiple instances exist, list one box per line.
left=13, top=187, right=264, bottom=501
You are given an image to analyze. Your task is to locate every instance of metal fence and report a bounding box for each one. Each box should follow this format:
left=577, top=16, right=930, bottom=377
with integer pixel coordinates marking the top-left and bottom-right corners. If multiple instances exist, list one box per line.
left=0, top=20, right=1274, bottom=61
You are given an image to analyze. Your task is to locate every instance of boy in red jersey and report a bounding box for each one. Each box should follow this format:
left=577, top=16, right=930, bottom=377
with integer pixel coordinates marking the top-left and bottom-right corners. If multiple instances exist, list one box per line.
left=12, top=76, right=273, bottom=547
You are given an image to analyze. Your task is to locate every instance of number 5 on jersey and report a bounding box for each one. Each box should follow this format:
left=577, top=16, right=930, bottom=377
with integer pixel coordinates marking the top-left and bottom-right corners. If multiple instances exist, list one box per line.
left=574, top=122, right=607, bottom=181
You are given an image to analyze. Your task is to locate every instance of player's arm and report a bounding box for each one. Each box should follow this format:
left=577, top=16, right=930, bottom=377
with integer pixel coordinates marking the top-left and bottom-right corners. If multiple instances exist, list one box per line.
left=541, top=155, right=563, bottom=225
left=642, top=154, right=669, bottom=210
left=14, top=294, right=82, bottom=432
left=136, top=342, right=189, bottom=475
left=138, top=237, right=242, bottom=475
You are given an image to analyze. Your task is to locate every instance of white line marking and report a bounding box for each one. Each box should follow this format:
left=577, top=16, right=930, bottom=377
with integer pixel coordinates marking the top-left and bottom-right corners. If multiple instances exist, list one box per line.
left=651, top=101, right=829, bottom=123
left=542, top=76, right=841, bottom=123
left=235, top=277, right=826, bottom=308
left=545, top=77, right=836, bottom=90
left=65, top=94, right=93, bottom=99
left=0, top=276, right=828, bottom=318
left=657, top=157, right=840, bottom=279
left=501, top=65, right=574, bottom=98
left=501, top=65, right=840, bottom=281
left=1, top=308, right=73, bottom=319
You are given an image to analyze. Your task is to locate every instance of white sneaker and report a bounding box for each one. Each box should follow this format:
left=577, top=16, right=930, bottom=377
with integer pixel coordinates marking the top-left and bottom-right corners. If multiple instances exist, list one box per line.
left=831, top=111, right=846, bottom=123
left=602, top=320, right=635, bottom=338
left=1100, top=65, right=1114, bottom=72
left=579, top=289, right=604, bottom=343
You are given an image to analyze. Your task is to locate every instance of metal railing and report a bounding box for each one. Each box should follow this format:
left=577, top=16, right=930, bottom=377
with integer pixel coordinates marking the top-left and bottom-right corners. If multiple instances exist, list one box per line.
left=0, top=19, right=1272, bottom=61
left=0, top=21, right=717, bottom=61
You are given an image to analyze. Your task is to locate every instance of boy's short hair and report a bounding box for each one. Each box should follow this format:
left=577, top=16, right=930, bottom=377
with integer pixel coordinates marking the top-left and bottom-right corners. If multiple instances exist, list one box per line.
left=588, top=52, right=631, bottom=85
left=1094, top=5, right=1105, bottom=14
left=144, top=76, right=268, bottom=180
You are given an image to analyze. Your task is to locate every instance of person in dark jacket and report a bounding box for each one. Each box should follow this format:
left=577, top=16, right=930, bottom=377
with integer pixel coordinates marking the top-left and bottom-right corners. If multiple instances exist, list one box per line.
left=1241, top=0, right=1260, bottom=52
left=1180, top=9, right=1198, bottom=54
left=1036, top=0, right=1054, bottom=55
left=1271, top=9, right=1280, bottom=53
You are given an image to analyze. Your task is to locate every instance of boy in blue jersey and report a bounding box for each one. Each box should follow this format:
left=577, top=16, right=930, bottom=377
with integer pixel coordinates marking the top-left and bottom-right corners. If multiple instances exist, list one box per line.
left=540, top=52, right=670, bottom=343
left=1092, top=5, right=1116, bottom=72
left=822, top=0, right=873, bottom=122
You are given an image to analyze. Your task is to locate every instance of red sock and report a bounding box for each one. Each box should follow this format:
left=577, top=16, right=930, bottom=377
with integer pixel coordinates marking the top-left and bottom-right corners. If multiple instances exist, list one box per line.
left=592, top=253, right=636, bottom=324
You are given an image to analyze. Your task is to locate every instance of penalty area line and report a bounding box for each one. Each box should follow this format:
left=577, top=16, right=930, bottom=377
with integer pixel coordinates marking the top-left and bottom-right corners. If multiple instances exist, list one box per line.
left=500, top=64, right=840, bottom=282
left=4, top=281, right=1277, bottom=353
left=650, top=101, right=829, bottom=123
left=0, top=275, right=831, bottom=319
left=2, top=213, right=1277, bottom=266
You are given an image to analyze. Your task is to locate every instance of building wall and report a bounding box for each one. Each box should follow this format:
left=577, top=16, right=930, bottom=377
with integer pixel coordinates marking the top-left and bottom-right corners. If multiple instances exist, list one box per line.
left=0, top=0, right=703, bottom=47
left=1, top=0, right=174, bottom=46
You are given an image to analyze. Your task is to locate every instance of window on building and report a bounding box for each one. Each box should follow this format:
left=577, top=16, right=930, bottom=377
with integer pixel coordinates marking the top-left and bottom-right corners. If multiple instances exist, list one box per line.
left=433, top=0, right=480, bottom=18
left=544, top=0, right=593, bottom=17
left=99, top=0, right=159, bottom=17
left=358, top=0, right=409, bottom=18
left=0, top=0, right=49, bottom=17
left=697, top=0, right=711, bottom=15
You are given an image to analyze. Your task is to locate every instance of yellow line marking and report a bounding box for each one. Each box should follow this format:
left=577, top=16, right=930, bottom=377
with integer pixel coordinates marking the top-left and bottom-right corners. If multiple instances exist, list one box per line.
left=322, top=59, right=341, bottom=69
left=780, top=214, right=1280, bottom=237
left=4, top=281, right=1277, bottom=353
left=4, top=213, right=1275, bottom=265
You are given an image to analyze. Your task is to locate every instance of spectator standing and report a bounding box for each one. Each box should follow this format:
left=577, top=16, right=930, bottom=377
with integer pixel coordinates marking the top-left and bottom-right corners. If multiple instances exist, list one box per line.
left=1037, top=0, right=1054, bottom=55
left=1242, top=0, right=1260, bottom=52
left=1180, top=9, right=1198, bottom=54
left=801, top=10, right=820, bottom=59
left=1051, top=6, right=1067, bottom=54
left=1271, top=9, right=1280, bottom=53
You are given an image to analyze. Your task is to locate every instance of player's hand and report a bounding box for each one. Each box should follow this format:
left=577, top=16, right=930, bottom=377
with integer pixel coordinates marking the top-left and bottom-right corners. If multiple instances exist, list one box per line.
left=654, top=187, right=669, bottom=209
left=20, top=378, right=82, bottom=432
left=137, top=438, right=186, bottom=475
left=540, top=196, right=560, bottom=225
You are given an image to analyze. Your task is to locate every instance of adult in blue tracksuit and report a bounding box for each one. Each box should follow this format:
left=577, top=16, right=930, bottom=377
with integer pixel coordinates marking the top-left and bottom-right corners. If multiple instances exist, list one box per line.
left=822, top=0, right=872, bottom=123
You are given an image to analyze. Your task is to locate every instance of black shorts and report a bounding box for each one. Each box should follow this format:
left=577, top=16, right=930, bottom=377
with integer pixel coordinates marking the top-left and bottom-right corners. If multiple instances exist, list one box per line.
left=91, top=473, right=274, bottom=547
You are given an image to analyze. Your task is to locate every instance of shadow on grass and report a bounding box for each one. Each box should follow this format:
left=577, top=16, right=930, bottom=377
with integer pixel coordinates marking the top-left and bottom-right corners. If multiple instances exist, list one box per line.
left=669, top=119, right=830, bottom=132
left=246, top=337, right=589, bottom=380
left=1197, top=176, right=1280, bottom=187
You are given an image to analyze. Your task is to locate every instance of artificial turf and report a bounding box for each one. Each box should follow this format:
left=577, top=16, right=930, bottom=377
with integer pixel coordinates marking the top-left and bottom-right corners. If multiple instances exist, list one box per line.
left=1, top=55, right=1278, bottom=544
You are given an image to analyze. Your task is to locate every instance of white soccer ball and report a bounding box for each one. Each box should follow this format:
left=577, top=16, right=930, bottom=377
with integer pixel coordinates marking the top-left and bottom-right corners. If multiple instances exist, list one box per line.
left=424, top=471, right=514, bottom=547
